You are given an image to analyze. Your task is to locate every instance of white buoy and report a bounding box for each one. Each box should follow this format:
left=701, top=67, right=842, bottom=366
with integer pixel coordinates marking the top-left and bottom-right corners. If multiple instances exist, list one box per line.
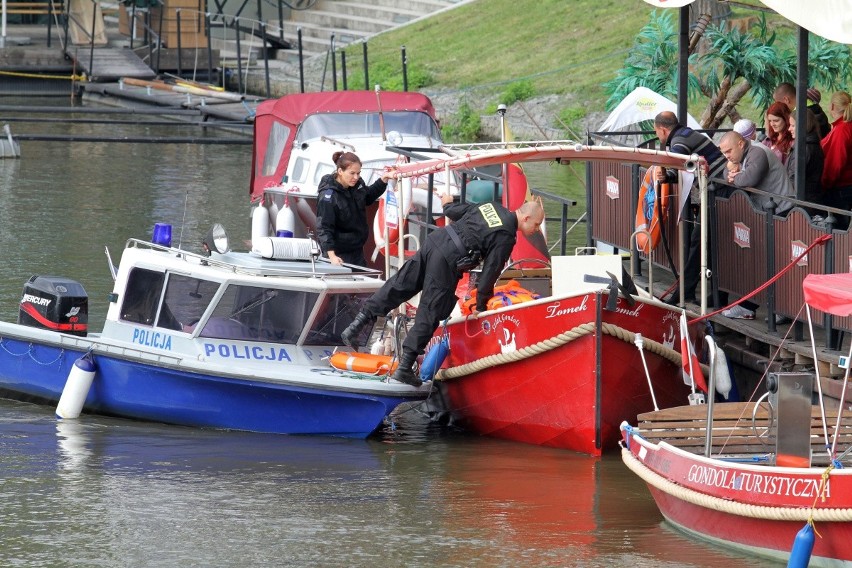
left=276, top=202, right=296, bottom=237
left=56, top=353, right=96, bottom=419
left=251, top=204, right=271, bottom=244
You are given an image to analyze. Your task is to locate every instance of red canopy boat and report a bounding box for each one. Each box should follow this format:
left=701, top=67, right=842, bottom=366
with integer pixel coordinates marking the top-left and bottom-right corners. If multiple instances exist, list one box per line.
left=391, top=143, right=705, bottom=454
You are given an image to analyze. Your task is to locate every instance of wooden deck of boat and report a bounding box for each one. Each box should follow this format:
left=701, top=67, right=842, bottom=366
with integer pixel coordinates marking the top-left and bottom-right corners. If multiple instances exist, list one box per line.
left=635, top=402, right=852, bottom=467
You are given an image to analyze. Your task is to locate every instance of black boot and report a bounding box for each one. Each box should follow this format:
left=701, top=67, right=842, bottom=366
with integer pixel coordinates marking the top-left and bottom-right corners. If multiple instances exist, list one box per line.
left=391, top=351, right=422, bottom=387
left=341, top=311, right=373, bottom=351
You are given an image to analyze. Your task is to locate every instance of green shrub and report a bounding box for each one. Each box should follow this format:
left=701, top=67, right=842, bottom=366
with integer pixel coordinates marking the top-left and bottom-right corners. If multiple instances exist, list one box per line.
left=351, top=60, right=434, bottom=92
left=441, top=101, right=481, bottom=143
left=557, top=106, right=585, bottom=131
left=500, top=80, right=536, bottom=105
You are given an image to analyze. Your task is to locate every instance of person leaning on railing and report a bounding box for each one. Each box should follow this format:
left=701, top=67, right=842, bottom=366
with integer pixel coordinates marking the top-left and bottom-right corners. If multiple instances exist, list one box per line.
left=820, top=92, right=852, bottom=218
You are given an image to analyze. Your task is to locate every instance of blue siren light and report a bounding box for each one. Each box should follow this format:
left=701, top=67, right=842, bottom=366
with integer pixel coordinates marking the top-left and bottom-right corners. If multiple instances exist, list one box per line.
left=152, top=223, right=173, bottom=247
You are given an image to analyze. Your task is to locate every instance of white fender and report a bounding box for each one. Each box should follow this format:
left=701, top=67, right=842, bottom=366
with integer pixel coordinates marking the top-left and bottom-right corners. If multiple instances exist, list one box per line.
left=293, top=197, right=317, bottom=233
left=251, top=204, right=271, bottom=244
left=276, top=203, right=296, bottom=236
left=267, top=200, right=280, bottom=236
left=398, top=177, right=413, bottom=217
left=373, top=210, right=387, bottom=248
left=714, top=345, right=733, bottom=400
left=56, top=353, right=96, bottom=419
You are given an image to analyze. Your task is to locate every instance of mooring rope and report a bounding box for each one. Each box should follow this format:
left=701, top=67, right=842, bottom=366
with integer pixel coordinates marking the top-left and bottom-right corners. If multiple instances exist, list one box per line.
left=435, top=321, right=683, bottom=381
left=621, top=447, right=852, bottom=522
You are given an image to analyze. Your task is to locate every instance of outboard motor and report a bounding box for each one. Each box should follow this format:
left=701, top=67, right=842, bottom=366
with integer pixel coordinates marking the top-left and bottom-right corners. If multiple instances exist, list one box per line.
left=18, top=276, right=88, bottom=337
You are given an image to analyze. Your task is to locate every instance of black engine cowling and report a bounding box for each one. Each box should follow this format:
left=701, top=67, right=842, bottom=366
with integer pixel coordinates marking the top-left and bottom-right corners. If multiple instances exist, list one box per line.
left=18, top=275, right=88, bottom=337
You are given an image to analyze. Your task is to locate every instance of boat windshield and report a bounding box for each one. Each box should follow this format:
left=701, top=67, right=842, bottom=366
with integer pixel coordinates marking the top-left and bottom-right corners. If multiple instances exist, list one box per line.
left=120, top=269, right=220, bottom=332
left=199, top=284, right=319, bottom=344
left=296, top=111, right=440, bottom=141
left=303, top=292, right=375, bottom=346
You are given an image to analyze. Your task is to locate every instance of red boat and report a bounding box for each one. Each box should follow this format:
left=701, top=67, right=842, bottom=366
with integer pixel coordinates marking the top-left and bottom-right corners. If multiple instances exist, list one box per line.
left=621, top=272, right=852, bottom=566
left=437, top=291, right=691, bottom=454
left=391, top=144, right=706, bottom=454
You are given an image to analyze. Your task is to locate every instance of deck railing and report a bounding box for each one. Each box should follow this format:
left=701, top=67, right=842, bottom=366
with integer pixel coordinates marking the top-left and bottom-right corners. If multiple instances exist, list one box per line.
left=586, top=156, right=852, bottom=349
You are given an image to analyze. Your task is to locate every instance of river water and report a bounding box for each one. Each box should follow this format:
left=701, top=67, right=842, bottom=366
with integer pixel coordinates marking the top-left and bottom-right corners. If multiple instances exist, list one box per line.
left=0, top=98, right=778, bottom=567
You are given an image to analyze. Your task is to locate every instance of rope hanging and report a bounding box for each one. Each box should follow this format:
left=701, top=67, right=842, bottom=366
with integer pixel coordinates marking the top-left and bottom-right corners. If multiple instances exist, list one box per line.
left=435, top=321, right=684, bottom=381
left=622, top=448, right=852, bottom=522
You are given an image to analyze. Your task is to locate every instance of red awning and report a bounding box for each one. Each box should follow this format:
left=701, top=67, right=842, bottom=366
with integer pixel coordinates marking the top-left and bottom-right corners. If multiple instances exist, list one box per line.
left=803, top=273, right=852, bottom=317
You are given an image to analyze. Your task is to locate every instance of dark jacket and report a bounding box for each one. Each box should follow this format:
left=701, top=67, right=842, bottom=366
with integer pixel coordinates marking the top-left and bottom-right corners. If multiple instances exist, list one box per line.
left=437, top=201, right=518, bottom=311
left=809, top=103, right=832, bottom=140
left=786, top=130, right=825, bottom=203
left=315, top=173, right=387, bottom=255
left=663, top=124, right=729, bottom=199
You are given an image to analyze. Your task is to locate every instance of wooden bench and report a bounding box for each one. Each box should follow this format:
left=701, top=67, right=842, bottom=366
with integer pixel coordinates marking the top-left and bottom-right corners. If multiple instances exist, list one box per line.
left=635, top=402, right=852, bottom=467
left=4, top=1, right=65, bottom=15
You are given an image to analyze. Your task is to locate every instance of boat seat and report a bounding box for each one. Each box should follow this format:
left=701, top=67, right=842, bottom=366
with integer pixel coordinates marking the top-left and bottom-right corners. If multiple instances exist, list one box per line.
left=635, top=402, right=852, bottom=468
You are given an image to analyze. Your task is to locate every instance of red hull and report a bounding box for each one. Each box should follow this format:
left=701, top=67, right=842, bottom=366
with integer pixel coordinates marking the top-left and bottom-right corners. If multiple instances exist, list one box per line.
left=622, top=425, right=852, bottom=566
left=436, top=293, right=690, bottom=454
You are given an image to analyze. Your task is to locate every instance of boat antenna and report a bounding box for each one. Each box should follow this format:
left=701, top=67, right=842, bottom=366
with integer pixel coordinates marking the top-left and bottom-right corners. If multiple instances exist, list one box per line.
left=178, top=191, right=189, bottom=249
left=375, top=84, right=387, bottom=142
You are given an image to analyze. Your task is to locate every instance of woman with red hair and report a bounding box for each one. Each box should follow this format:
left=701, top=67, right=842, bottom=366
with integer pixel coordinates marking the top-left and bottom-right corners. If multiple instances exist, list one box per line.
left=763, top=101, right=794, bottom=165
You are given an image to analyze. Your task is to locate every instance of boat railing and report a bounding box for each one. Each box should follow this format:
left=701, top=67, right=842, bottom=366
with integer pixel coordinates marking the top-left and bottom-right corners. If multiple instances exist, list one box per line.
left=123, top=238, right=384, bottom=281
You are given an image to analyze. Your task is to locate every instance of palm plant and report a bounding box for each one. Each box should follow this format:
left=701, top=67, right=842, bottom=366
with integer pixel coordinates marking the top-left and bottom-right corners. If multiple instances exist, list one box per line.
left=604, top=11, right=852, bottom=130
left=602, top=10, right=702, bottom=112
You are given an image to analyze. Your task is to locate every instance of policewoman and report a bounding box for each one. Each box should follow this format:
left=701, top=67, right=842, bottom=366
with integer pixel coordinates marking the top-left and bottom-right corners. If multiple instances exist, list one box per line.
left=316, top=151, right=393, bottom=267
left=341, top=196, right=544, bottom=386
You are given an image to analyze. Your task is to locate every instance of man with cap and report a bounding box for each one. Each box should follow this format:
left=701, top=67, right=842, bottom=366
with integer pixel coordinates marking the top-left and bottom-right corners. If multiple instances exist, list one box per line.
left=653, top=111, right=727, bottom=305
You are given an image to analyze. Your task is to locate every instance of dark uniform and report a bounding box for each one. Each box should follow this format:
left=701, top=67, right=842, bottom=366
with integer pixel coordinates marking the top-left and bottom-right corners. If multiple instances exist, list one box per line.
left=315, top=173, right=388, bottom=266
left=345, top=201, right=518, bottom=384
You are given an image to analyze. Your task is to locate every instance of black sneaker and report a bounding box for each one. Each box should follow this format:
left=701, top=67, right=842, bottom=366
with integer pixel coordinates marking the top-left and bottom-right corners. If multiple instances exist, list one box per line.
left=391, top=366, right=422, bottom=387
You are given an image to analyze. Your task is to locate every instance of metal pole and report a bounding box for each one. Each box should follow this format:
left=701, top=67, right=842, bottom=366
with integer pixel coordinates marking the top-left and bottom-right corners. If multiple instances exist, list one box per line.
left=261, top=23, right=271, bottom=97
left=88, top=0, right=97, bottom=80
left=362, top=40, right=369, bottom=90
left=298, top=27, right=304, bottom=93
left=676, top=6, right=688, bottom=124
left=401, top=45, right=408, bottom=92
left=176, top=10, right=182, bottom=77
left=1, top=0, right=6, bottom=48
left=497, top=103, right=507, bottom=204
left=331, top=34, right=337, bottom=91
left=155, top=0, right=164, bottom=74
left=205, top=12, right=213, bottom=84
left=234, top=17, right=243, bottom=94
left=341, top=50, right=347, bottom=91
left=795, top=27, right=809, bottom=201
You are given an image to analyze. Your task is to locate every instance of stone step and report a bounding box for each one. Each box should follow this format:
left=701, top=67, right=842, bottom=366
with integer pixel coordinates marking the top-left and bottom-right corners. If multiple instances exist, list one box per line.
left=288, top=8, right=395, bottom=35
left=366, top=0, right=457, bottom=11
left=313, top=1, right=425, bottom=24
left=273, top=19, right=370, bottom=46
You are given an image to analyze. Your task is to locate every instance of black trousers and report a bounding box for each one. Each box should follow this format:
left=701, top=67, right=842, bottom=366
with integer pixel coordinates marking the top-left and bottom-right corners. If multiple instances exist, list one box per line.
left=337, top=248, right=367, bottom=268
left=363, top=237, right=460, bottom=358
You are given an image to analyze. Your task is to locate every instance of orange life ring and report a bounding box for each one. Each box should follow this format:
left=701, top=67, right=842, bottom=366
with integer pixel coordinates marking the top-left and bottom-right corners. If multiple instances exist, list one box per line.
left=329, top=352, right=398, bottom=375
left=635, top=166, right=671, bottom=254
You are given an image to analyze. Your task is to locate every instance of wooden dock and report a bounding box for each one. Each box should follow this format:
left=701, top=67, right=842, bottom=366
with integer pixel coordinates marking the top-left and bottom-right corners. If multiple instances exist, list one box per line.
left=67, top=47, right=155, bottom=82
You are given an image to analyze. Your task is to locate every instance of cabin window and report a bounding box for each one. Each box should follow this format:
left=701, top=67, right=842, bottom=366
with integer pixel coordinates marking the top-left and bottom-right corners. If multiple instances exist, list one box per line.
left=260, top=121, right=291, bottom=177
left=291, top=156, right=309, bottom=183
left=313, top=163, right=335, bottom=187
left=199, top=284, right=318, bottom=343
left=120, top=268, right=166, bottom=326
left=158, top=274, right=220, bottom=332
left=297, top=111, right=440, bottom=141
left=303, top=292, right=374, bottom=346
